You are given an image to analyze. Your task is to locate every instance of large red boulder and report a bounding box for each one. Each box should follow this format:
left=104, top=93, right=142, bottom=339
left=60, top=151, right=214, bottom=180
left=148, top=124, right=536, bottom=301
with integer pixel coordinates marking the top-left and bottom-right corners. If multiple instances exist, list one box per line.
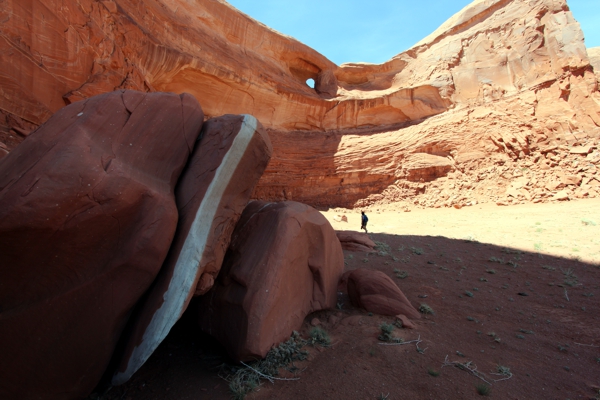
left=198, top=201, right=344, bottom=362
left=113, top=114, right=272, bottom=385
left=345, top=268, right=421, bottom=319
left=0, top=90, right=203, bottom=399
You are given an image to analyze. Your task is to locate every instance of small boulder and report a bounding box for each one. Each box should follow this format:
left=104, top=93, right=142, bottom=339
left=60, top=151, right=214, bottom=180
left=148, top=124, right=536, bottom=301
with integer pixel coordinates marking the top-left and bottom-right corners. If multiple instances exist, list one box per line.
left=560, top=174, right=582, bottom=186
left=198, top=201, right=344, bottom=361
left=395, top=314, right=417, bottom=329
left=333, top=214, right=348, bottom=222
left=344, top=269, right=420, bottom=319
left=553, top=190, right=570, bottom=201
left=336, top=230, right=375, bottom=252
left=570, top=145, right=594, bottom=154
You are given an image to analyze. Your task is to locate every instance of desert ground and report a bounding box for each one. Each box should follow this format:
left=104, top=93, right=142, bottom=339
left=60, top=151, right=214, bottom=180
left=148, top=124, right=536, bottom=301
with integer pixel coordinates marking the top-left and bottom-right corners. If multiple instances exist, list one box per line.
left=325, top=198, right=600, bottom=266
left=93, top=199, right=600, bottom=400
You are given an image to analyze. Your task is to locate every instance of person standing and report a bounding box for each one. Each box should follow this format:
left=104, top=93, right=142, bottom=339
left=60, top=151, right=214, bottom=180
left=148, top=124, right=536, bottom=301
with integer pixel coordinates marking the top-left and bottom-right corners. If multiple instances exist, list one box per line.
left=360, top=211, right=368, bottom=233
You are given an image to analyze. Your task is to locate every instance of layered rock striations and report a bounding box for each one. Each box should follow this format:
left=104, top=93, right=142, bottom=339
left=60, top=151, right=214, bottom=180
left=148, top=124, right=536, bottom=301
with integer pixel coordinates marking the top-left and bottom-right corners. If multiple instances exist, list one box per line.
left=255, top=0, right=600, bottom=206
left=0, top=0, right=447, bottom=136
left=1, top=0, right=599, bottom=207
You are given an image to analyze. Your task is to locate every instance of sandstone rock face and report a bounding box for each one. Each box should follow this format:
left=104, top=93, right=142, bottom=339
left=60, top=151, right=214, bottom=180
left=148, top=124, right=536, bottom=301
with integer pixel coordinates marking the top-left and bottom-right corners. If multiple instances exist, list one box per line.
left=336, top=230, right=376, bottom=252
left=0, top=90, right=203, bottom=399
left=0, top=0, right=448, bottom=138
left=113, top=114, right=272, bottom=385
left=198, top=201, right=344, bottom=362
left=254, top=0, right=600, bottom=207
left=1, top=0, right=599, bottom=208
left=344, top=269, right=421, bottom=319
left=590, top=47, right=600, bottom=82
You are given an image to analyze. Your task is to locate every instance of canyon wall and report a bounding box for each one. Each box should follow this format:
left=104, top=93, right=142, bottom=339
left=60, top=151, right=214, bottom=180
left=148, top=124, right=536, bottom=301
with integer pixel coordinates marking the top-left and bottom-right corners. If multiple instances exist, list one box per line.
left=1, top=0, right=599, bottom=207
left=255, top=0, right=600, bottom=207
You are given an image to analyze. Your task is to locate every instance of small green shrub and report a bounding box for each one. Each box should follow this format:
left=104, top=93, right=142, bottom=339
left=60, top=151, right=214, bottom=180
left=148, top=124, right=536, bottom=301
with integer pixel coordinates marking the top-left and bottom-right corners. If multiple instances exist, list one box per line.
left=562, top=268, right=578, bottom=287
left=427, top=368, right=440, bottom=377
left=476, top=383, right=491, bottom=396
left=394, top=268, right=409, bottom=279
left=226, top=331, right=308, bottom=399
left=496, top=365, right=511, bottom=377
left=308, top=327, right=331, bottom=347
left=411, top=246, right=424, bottom=255
left=378, top=323, right=402, bottom=343
left=419, top=303, right=434, bottom=315
left=374, top=241, right=391, bottom=252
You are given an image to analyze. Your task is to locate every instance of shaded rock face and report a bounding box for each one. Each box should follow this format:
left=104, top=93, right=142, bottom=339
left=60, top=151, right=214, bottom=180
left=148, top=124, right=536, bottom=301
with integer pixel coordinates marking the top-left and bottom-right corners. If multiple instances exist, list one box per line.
left=0, top=90, right=203, bottom=399
left=198, top=201, right=344, bottom=362
left=344, top=269, right=421, bottom=319
left=113, top=114, right=272, bottom=385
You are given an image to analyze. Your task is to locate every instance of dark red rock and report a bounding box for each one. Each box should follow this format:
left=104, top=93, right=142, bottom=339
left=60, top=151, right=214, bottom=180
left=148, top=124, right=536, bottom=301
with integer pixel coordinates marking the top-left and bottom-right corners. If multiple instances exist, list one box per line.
left=345, top=268, right=421, bottom=319
left=0, top=90, right=203, bottom=400
left=198, top=201, right=344, bottom=362
left=336, top=230, right=376, bottom=252
left=113, top=114, right=272, bottom=385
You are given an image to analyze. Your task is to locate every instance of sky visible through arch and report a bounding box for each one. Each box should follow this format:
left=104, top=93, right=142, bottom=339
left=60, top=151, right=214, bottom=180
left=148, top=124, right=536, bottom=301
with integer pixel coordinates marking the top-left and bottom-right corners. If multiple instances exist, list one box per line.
left=226, top=0, right=600, bottom=66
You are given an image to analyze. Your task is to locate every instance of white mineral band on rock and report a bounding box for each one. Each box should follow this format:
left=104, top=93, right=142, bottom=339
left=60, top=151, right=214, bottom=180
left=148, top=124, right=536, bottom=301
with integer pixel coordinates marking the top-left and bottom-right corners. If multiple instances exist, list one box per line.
left=112, top=114, right=258, bottom=385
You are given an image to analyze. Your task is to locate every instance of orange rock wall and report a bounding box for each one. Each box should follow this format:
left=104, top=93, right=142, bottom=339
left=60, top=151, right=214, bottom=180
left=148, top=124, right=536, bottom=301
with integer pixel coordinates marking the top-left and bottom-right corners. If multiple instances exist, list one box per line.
left=0, top=0, right=447, bottom=133
left=1, top=0, right=599, bottom=207
left=256, top=0, right=600, bottom=206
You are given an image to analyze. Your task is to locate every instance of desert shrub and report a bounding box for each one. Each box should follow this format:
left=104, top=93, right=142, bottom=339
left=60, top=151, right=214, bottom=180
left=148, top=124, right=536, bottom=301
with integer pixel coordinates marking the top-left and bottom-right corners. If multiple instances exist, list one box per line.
left=419, top=303, right=434, bottom=315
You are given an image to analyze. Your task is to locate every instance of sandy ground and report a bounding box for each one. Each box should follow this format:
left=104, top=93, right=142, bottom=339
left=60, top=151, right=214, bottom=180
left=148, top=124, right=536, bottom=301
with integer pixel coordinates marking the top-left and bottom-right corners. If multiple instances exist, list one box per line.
left=95, top=199, right=600, bottom=400
left=323, top=198, right=600, bottom=265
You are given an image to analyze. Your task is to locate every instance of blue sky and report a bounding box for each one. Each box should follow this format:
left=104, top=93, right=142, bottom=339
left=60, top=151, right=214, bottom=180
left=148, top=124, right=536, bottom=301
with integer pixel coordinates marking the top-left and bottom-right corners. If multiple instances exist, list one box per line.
left=226, top=0, right=600, bottom=65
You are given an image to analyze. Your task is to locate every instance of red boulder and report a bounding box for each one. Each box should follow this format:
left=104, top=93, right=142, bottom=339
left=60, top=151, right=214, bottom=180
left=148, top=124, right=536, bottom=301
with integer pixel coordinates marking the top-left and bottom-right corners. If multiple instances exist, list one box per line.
left=336, top=230, right=376, bottom=252
left=345, top=268, right=421, bottom=319
left=0, top=90, right=203, bottom=399
left=113, top=114, right=272, bottom=385
left=198, top=201, right=344, bottom=361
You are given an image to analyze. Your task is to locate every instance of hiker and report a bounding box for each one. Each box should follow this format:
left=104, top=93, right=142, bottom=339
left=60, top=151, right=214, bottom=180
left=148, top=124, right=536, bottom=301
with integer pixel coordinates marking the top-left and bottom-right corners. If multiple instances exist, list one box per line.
left=360, top=211, right=368, bottom=233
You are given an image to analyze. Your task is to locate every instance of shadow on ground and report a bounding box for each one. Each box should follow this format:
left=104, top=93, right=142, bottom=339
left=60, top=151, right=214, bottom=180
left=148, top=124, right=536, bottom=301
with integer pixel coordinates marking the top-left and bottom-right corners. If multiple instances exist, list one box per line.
left=93, top=233, right=600, bottom=400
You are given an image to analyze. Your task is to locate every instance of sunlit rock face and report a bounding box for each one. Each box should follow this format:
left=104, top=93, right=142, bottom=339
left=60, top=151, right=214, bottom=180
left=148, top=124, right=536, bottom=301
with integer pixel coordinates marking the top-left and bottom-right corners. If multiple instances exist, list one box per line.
left=0, top=0, right=447, bottom=135
left=1, top=0, right=599, bottom=207
left=590, top=47, right=600, bottom=82
left=255, top=0, right=600, bottom=206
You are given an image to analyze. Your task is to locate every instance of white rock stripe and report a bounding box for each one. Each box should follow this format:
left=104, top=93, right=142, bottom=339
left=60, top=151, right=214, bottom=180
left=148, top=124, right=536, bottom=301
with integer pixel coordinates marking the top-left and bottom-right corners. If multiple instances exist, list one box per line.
left=113, top=115, right=258, bottom=385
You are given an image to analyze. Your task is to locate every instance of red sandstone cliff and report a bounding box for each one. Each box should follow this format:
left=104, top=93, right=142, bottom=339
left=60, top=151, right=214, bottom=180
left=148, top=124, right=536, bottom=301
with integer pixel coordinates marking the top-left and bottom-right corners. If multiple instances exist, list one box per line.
left=1, top=0, right=599, bottom=207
